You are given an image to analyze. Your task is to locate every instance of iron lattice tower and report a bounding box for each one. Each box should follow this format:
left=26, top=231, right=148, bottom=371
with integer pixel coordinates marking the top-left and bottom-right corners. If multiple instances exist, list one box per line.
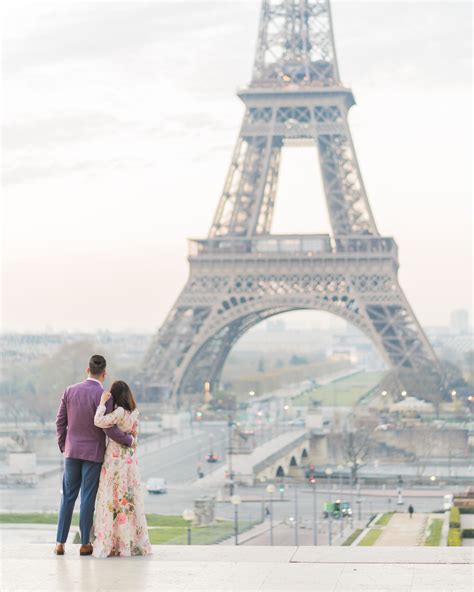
left=144, top=0, right=442, bottom=403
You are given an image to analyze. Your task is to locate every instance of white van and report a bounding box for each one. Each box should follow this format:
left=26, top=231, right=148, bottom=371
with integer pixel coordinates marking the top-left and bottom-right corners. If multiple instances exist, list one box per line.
left=146, top=478, right=167, bottom=494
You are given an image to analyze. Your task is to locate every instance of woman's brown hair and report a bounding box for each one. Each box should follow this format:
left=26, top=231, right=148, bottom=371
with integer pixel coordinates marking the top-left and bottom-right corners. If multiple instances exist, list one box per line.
left=110, top=380, right=137, bottom=412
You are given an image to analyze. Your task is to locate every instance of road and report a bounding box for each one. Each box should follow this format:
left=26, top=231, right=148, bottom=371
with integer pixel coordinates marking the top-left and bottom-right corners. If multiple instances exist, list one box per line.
left=0, top=426, right=452, bottom=524
left=0, top=420, right=467, bottom=529
left=0, top=424, right=227, bottom=514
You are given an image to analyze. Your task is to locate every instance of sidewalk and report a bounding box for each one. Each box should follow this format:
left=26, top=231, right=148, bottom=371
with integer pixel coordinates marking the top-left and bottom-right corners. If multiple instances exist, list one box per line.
left=221, top=518, right=365, bottom=547
left=375, top=513, right=428, bottom=546
left=219, top=520, right=282, bottom=545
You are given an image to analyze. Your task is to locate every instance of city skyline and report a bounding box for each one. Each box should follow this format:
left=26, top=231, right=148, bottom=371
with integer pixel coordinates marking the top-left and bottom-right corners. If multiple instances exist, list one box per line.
left=2, top=1, right=472, bottom=332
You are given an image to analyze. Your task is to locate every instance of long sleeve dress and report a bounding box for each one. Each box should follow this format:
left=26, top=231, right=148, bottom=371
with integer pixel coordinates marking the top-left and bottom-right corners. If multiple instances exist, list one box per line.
left=92, top=404, right=152, bottom=558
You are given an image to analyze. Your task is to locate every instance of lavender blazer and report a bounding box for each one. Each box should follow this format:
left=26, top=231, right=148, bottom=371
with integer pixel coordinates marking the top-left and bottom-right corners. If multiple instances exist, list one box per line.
left=56, top=379, right=133, bottom=463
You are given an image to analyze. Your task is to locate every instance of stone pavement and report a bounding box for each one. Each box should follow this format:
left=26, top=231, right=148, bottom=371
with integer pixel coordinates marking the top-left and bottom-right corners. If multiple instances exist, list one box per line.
left=1, top=544, right=472, bottom=591
left=376, top=513, right=428, bottom=546
left=224, top=521, right=357, bottom=547
left=0, top=523, right=78, bottom=545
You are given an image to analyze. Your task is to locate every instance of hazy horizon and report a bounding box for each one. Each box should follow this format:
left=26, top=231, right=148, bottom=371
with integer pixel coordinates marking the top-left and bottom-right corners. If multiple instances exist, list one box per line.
left=2, top=1, right=472, bottom=333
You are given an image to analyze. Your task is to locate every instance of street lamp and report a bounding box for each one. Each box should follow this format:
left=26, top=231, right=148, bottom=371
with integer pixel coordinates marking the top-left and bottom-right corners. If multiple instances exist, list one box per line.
left=182, top=509, right=195, bottom=545
left=266, top=484, right=275, bottom=545
left=227, top=417, right=235, bottom=496
left=430, top=475, right=437, bottom=484
left=204, top=381, right=211, bottom=404
left=335, top=497, right=345, bottom=538
left=337, top=464, right=344, bottom=493
left=356, top=481, right=362, bottom=521
left=325, top=468, right=333, bottom=491
left=231, top=495, right=242, bottom=545
left=219, top=427, right=227, bottom=460
left=401, top=390, right=407, bottom=398
left=293, top=484, right=299, bottom=546
left=325, top=467, right=334, bottom=545
left=249, top=390, right=256, bottom=397
left=397, top=474, right=404, bottom=505
left=347, top=461, right=354, bottom=527
left=310, top=475, right=318, bottom=546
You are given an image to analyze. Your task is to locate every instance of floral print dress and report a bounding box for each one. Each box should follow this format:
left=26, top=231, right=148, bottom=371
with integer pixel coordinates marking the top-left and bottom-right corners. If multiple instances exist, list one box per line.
left=93, top=405, right=152, bottom=558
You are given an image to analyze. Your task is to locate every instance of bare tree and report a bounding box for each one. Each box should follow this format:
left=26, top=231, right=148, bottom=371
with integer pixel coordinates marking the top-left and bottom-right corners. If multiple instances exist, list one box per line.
left=412, top=427, right=438, bottom=478
left=342, top=430, right=372, bottom=483
left=26, top=340, right=96, bottom=423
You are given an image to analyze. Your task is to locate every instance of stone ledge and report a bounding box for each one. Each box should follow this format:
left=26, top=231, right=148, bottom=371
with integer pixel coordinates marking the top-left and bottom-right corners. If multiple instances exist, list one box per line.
left=1, top=544, right=472, bottom=591
left=290, top=546, right=472, bottom=564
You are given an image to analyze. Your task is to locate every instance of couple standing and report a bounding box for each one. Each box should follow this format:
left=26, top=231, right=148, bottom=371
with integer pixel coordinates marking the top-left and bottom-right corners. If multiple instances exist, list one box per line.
left=54, top=354, right=151, bottom=558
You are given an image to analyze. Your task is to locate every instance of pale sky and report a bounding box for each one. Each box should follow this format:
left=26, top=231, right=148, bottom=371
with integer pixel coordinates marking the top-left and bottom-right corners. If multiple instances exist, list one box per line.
left=2, top=1, right=472, bottom=333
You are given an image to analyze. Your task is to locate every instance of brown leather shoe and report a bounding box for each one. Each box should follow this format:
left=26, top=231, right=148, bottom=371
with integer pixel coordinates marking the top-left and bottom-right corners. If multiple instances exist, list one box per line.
left=79, top=543, right=93, bottom=556
left=54, top=543, right=65, bottom=555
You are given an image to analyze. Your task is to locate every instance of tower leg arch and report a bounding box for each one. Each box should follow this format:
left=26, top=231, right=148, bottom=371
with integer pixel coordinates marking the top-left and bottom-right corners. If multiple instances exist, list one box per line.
left=175, top=294, right=382, bottom=399
left=144, top=260, right=443, bottom=405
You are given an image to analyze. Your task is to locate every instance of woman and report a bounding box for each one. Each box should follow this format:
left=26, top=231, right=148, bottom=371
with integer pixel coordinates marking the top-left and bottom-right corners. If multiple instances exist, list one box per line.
left=93, top=380, right=152, bottom=558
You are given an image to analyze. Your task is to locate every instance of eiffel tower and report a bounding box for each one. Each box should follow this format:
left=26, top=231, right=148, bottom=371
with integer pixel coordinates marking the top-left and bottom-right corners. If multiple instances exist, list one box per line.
left=144, top=0, right=443, bottom=404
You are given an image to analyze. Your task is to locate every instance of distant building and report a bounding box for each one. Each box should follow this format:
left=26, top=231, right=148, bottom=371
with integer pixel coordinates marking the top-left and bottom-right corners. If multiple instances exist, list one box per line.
left=390, top=396, right=434, bottom=415
left=0, top=332, right=152, bottom=372
left=450, top=309, right=470, bottom=335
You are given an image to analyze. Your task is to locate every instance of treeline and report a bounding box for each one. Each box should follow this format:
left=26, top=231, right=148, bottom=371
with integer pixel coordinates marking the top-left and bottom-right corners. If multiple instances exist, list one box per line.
left=0, top=341, right=137, bottom=423
left=221, top=358, right=352, bottom=398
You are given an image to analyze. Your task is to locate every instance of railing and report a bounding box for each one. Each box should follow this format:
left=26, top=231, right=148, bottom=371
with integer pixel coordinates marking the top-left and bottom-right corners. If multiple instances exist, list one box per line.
left=240, top=122, right=345, bottom=136
left=334, top=236, right=396, bottom=255
left=188, top=234, right=397, bottom=258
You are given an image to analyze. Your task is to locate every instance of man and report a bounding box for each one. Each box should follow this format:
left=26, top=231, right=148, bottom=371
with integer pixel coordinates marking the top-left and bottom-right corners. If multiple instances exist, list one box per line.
left=54, top=354, right=133, bottom=556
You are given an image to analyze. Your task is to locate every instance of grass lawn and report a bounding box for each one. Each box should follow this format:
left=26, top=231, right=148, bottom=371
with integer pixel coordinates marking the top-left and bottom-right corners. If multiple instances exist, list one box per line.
left=0, top=513, right=185, bottom=527
left=358, top=529, right=383, bottom=546
left=424, top=519, right=443, bottom=546
left=293, top=371, right=385, bottom=407
left=0, top=513, right=256, bottom=546
left=149, top=521, right=255, bottom=545
left=145, top=515, right=187, bottom=527
left=342, top=528, right=363, bottom=546
left=0, top=513, right=79, bottom=526
left=375, top=513, right=394, bottom=526
left=147, top=527, right=190, bottom=544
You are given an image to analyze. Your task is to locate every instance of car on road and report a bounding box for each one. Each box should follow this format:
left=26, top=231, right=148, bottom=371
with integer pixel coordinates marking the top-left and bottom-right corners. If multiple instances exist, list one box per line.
left=288, top=418, right=305, bottom=427
left=146, top=478, right=167, bottom=494
left=206, top=452, right=219, bottom=463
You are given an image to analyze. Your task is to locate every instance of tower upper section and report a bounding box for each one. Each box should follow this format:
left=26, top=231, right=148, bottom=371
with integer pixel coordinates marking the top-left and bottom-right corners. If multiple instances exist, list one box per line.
left=251, top=0, right=340, bottom=88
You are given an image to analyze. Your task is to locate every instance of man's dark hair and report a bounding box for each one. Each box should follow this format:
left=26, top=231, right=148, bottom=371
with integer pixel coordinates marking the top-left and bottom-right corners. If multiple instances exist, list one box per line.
left=88, top=354, right=106, bottom=376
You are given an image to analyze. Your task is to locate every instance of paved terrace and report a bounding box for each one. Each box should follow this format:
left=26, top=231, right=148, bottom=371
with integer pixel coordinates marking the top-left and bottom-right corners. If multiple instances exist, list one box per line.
left=1, top=544, right=472, bottom=591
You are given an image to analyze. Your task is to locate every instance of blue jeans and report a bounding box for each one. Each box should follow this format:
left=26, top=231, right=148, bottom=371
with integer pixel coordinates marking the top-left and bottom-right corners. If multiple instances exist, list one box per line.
left=56, top=457, right=102, bottom=544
